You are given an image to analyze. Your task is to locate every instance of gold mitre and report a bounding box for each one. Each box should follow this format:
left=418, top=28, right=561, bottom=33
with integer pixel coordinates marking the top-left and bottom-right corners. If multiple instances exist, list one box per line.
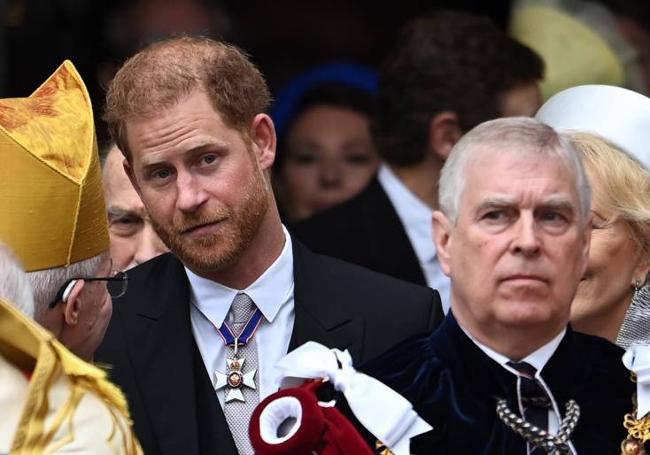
left=0, top=60, right=108, bottom=272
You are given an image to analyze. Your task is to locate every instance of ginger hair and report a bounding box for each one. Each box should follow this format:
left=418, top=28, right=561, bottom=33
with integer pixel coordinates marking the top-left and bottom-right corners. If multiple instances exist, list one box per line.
left=103, top=36, right=272, bottom=161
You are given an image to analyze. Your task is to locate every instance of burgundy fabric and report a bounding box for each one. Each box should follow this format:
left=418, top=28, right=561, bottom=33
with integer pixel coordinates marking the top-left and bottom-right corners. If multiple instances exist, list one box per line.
left=250, top=381, right=373, bottom=455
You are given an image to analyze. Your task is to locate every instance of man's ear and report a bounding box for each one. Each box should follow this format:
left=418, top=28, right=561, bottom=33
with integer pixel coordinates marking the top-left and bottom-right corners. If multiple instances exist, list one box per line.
left=123, top=159, right=142, bottom=196
left=429, top=111, right=462, bottom=160
left=250, top=113, right=277, bottom=171
left=63, top=280, right=85, bottom=326
left=432, top=210, right=453, bottom=277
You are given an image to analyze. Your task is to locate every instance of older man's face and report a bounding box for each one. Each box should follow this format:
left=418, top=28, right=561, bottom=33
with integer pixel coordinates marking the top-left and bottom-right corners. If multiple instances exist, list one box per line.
left=103, top=146, right=168, bottom=271
left=434, top=148, right=590, bottom=337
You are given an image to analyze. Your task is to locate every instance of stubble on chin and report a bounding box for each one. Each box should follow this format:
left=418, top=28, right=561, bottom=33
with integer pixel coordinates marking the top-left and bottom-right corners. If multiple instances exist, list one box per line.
left=149, top=175, right=270, bottom=274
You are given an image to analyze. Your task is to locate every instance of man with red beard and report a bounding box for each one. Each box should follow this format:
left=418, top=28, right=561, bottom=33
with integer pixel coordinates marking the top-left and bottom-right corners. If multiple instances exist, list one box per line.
left=95, top=37, right=443, bottom=455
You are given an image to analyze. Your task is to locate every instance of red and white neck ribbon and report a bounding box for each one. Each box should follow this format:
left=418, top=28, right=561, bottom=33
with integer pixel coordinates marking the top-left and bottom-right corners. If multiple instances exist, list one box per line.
left=623, top=344, right=650, bottom=418
left=274, top=341, right=432, bottom=455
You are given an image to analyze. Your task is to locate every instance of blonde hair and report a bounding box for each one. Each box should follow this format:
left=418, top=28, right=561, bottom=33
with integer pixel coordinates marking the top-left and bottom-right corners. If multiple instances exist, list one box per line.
left=570, top=132, right=650, bottom=264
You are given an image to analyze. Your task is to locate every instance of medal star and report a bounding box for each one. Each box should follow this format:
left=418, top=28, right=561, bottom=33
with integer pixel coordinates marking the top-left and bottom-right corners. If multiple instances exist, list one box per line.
left=227, top=356, right=245, bottom=370
left=242, top=368, right=257, bottom=389
left=215, top=371, right=228, bottom=390
left=225, top=388, right=245, bottom=402
left=214, top=355, right=257, bottom=403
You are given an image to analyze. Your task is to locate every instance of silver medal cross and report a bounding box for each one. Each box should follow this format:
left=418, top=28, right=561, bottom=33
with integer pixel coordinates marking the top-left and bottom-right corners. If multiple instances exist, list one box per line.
left=215, top=338, right=257, bottom=402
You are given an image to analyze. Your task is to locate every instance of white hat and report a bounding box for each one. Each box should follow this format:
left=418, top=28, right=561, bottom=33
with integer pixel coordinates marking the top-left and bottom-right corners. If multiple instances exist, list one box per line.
left=535, top=84, right=650, bottom=169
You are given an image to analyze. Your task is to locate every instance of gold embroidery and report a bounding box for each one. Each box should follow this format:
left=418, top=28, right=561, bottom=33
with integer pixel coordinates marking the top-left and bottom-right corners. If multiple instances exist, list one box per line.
left=621, top=373, right=650, bottom=455
left=375, top=440, right=395, bottom=455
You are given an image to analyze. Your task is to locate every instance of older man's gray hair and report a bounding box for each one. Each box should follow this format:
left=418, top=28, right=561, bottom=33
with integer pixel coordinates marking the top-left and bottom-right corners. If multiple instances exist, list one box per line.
left=27, top=252, right=106, bottom=320
left=438, top=117, right=592, bottom=223
left=0, top=243, right=36, bottom=317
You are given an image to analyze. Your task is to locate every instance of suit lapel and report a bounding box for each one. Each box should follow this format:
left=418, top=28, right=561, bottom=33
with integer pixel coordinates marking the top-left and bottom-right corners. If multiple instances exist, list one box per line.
left=124, top=255, right=235, bottom=454
left=362, top=179, right=427, bottom=286
left=289, top=241, right=364, bottom=361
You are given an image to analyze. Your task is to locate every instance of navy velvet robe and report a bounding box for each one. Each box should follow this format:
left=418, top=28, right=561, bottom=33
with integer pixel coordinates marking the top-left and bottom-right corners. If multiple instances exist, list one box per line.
left=362, top=313, right=633, bottom=454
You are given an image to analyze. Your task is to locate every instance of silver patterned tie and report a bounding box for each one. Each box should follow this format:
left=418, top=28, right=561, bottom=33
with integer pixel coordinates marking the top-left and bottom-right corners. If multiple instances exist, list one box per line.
left=223, top=293, right=260, bottom=455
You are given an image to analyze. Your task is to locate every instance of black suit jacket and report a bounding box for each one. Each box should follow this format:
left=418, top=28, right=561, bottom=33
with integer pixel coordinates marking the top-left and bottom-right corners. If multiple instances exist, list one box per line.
left=291, top=177, right=427, bottom=286
left=96, top=239, right=443, bottom=455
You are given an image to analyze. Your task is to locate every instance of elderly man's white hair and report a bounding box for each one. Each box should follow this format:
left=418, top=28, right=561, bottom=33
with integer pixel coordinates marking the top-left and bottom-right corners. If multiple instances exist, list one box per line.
left=0, top=243, right=36, bottom=317
left=438, top=117, right=592, bottom=223
left=27, top=252, right=106, bottom=319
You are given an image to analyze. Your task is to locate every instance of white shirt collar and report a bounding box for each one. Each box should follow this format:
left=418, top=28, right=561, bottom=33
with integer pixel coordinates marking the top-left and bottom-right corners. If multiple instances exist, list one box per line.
left=185, top=226, right=294, bottom=326
left=460, top=321, right=566, bottom=376
left=377, top=164, right=437, bottom=264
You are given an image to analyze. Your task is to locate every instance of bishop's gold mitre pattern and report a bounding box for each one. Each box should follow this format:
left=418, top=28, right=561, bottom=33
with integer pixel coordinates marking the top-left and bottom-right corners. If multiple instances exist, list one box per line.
left=0, top=60, right=108, bottom=271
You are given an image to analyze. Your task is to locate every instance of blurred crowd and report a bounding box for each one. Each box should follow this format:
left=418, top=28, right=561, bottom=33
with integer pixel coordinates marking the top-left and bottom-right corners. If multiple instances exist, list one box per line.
left=1, top=0, right=650, bottom=454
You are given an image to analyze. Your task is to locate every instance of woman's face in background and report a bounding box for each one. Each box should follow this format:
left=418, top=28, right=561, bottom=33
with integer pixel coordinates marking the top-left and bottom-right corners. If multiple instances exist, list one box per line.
left=279, top=105, right=379, bottom=221
left=571, top=177, right=650, bottom=335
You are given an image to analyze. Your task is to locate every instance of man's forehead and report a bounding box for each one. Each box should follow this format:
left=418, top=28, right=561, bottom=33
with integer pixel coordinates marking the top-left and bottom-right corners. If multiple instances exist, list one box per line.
left=467, top=144, right=548, bottom=168
left=464, top=144, right=574, bottom=179
left=461, top=149, right=578, bottom=203
left=125, top=90, right=234, bottom=162
left=106, top=179, right=146, bottom=207
left=139, top=138, right=227, bottom=164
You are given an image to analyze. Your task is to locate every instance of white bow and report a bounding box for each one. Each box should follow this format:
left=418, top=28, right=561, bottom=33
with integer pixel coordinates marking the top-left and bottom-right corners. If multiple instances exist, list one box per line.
left=622, top=344, right=650, bottom=419
left=275, top=341, right=432, bottom=455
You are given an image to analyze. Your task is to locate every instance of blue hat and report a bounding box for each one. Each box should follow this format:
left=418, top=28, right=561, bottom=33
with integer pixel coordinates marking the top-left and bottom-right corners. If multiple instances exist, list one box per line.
left=271, top=62, right=378, bottom=140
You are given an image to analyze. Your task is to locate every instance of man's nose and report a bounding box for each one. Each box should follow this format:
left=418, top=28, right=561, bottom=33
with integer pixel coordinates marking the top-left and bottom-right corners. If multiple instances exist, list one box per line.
left=176, top=171, right=208, bottom=212
left=134, top=224, right=168, bottom=266
left=511, top=214, right=541, bottom=256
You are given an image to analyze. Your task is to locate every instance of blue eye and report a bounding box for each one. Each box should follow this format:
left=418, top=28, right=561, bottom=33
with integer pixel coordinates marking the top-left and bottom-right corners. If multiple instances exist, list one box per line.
left=153, top=168, right=172, bottom=179
left=202, top=154, right=217, bottom=165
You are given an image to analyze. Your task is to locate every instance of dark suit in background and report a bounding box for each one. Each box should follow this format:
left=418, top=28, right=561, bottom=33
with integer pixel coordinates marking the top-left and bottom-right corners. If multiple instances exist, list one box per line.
left=292, top=11, right=545, bottom=293
left=96, top=241, right=443, bottom=455
left=292, top=177, right=426, bottom=286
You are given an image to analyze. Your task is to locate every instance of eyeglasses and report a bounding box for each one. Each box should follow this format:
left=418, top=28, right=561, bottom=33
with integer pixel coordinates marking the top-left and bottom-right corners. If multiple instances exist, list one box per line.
left=49, top=271, right=128, bottom=309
